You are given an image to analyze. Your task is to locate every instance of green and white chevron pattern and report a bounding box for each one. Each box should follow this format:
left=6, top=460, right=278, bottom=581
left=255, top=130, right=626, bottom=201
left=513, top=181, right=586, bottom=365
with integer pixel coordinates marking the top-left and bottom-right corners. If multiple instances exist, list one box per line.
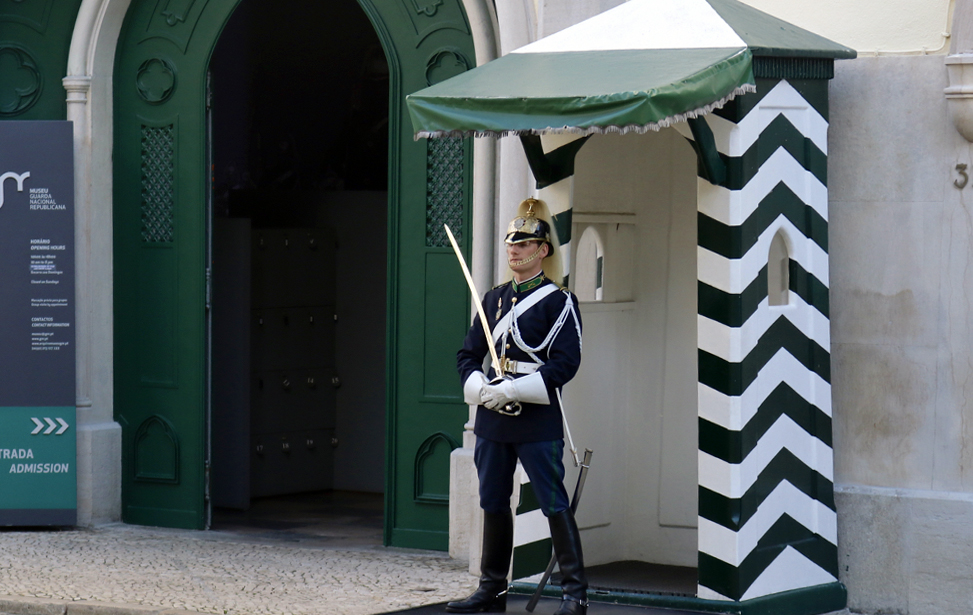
left=512, top=467, right=553, bottom=579
left=692, top=79, right=837, bottom=603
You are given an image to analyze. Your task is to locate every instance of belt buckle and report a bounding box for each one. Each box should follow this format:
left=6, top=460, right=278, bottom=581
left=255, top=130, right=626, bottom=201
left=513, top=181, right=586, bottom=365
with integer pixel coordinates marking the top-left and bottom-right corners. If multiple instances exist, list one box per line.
left=501, top=357, right=515, bottom=375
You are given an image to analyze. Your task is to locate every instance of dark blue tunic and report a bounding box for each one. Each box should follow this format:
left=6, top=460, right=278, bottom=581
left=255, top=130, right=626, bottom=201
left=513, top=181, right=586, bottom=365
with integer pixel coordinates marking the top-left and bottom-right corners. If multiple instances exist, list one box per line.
left=456, top=276, right=582, bottom=443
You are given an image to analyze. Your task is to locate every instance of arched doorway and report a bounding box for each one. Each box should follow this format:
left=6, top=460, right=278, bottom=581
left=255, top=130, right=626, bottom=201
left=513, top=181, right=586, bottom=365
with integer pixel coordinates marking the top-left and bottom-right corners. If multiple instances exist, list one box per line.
left=112, top=0, right=476, bottom=550
left=206, top=0, right=391, bottom=538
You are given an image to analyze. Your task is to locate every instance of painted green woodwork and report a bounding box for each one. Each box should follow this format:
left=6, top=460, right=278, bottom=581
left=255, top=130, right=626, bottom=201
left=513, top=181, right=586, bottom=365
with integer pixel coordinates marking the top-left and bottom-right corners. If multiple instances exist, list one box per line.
left=0, top=0, right=83, bottom=120
left=697, top=259, right=829, bottom=331
left=414, top=432, right=459, bottom=503
left=698, top=317, right=830, bottom=396
left=705, top=0, right=854, bottom=59
left=113, top=0, right=223, bottom=528
left=699, top=385, right=832, bottom=465
left=714, top=78, right=830, bottom=123
left=114, top=0, right=474, bottom=542
left=360, top=0, right=474, bottom=551
left=697, top=184, right=828, bottom=258
left=697, top=457, right=835, bottom=531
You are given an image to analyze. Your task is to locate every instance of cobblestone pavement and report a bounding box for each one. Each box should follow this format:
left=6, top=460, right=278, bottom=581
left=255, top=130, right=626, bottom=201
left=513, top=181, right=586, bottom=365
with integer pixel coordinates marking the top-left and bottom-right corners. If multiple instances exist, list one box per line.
left=0, top=524, right=477, bottom=615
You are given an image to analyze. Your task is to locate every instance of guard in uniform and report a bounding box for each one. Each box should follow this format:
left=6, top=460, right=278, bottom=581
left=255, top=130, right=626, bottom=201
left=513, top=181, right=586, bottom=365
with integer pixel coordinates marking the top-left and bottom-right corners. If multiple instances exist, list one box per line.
left=448, top=199, right=587, bottom=615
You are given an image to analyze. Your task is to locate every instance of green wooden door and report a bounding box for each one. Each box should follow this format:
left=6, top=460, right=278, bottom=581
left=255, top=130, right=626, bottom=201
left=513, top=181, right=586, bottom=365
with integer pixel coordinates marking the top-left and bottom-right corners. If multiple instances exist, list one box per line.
left=114, top=0, right=474, bottom=543
left=362, top=0, right=476, bottom=550
left=113, top=0, right=234, bottom=528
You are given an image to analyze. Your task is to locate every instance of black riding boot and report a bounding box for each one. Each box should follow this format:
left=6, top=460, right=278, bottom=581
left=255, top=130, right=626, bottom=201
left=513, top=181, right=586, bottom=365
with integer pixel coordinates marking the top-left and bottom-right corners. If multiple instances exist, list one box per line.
left=549, top=509, right=588, bottom=615
left=446, top=510, right=513, bottom=613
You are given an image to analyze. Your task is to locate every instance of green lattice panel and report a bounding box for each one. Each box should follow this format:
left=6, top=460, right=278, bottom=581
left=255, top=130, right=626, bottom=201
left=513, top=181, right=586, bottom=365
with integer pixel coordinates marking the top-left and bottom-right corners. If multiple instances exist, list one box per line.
left=140, top=125, right=175, bottom=243
left=425, top=136, right=465, bottom=247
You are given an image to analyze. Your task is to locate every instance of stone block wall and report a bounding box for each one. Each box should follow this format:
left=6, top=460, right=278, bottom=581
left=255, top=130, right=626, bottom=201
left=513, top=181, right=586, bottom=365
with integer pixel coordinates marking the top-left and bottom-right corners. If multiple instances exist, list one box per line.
left=830, top=54, right=973, bottom=615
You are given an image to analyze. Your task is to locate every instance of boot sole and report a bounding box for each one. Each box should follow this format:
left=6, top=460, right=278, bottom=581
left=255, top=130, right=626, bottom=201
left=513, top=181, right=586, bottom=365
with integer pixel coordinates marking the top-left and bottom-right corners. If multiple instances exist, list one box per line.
left=444, top=598, right=506, bottom=613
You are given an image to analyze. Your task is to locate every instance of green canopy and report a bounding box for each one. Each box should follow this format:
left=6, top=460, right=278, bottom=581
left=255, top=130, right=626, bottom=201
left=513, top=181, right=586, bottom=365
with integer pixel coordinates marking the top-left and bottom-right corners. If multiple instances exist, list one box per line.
left=406, top=0, right=855, bottom=138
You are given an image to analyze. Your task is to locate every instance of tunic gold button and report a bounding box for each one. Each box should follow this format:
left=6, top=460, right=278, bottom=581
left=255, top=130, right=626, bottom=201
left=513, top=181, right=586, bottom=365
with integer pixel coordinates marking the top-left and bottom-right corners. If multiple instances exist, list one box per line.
left=506, top=344, right=511, bottom=349
left=511, top=297, right=518, bottom=304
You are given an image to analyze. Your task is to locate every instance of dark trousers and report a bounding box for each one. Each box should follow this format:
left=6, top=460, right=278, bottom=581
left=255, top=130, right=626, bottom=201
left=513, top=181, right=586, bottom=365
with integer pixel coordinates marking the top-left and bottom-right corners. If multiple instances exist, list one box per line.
left=474, top=436, right=570, bottom=516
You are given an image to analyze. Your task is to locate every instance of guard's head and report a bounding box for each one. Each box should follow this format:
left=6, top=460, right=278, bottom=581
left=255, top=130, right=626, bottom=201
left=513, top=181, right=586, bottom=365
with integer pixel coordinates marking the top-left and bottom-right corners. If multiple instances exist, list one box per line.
left=504, top=198, right=552, bottom=255
left=503, top=198, right=563, bottom=283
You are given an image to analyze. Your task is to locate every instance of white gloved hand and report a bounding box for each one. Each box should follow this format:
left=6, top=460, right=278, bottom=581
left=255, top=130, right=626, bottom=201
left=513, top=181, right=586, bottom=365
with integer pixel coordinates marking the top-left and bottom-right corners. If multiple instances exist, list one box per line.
left=481, top=379, right=518, bottom=410
left=463, top=372, right=489, bottom=406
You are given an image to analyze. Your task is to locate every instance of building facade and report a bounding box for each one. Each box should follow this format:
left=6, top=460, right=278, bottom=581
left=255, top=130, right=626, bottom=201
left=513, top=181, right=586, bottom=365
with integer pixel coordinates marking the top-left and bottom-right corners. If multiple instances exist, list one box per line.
left=0, top=0, right=969, bottom=613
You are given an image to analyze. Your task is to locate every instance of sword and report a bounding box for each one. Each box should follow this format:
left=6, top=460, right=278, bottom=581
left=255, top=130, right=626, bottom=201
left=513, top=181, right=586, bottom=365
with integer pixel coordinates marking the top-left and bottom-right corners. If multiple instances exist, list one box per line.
left=526, top=448, right=593, bottom=613
left=444, top=224, right=503, bottom=378
left=445, top=225, right=522, bottom=416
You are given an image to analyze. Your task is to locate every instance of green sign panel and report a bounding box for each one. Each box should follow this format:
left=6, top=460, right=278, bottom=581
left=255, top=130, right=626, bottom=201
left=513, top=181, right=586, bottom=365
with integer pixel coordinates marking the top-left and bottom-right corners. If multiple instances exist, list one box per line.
left=0, top=121, right=76, bottom=525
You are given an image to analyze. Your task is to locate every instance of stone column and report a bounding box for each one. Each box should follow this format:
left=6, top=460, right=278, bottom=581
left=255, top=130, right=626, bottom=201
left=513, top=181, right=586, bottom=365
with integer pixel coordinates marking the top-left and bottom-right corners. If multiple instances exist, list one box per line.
left=64, top=68, right=122, bottom=526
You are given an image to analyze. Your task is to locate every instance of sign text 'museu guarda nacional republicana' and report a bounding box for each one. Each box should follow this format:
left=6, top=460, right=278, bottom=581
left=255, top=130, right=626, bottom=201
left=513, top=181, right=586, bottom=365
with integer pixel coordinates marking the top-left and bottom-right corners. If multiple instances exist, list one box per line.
left=0, top=121, right=76, bottom=525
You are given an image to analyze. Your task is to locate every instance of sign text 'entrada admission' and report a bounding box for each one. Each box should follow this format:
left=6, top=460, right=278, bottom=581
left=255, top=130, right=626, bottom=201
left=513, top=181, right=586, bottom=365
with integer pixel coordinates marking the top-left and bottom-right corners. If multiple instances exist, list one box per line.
left=0, top=121, right=76, bottom=525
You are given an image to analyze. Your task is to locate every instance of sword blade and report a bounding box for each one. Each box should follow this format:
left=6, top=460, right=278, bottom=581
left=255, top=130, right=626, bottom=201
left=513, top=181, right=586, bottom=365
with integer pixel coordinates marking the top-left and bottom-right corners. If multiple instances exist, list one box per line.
left=444, top=224, right=504, bottom=378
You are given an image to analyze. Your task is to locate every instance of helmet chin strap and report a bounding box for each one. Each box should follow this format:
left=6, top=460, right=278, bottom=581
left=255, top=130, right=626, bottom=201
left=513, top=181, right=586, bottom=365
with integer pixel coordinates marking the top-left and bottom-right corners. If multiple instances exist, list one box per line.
left=509, top=243, right=544, bottom=268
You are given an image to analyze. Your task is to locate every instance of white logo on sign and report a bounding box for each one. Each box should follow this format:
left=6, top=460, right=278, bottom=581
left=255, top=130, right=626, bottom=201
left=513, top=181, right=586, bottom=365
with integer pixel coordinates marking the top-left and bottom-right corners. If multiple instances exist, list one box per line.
left=0, top=171, right=30, bottom=209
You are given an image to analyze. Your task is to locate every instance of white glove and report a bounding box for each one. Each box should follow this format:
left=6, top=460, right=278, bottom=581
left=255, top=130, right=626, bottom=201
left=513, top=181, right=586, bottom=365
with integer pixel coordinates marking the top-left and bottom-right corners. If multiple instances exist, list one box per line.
left=481, top=372, right=550, bottom=409
left=481, top=379, right=517, bottom=409
left=463, top=372, right=489, bottom=405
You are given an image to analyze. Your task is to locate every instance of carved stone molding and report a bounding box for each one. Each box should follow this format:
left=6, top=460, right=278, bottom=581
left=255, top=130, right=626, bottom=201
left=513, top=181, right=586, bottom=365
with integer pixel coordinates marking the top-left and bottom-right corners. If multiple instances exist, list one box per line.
left=0, top=46, right=42, bottom=116
left=63, top=75, right=92, bottom=107
left=946, top=0, right=973, bottom=142
left=946, top=55, right=973, bottom=142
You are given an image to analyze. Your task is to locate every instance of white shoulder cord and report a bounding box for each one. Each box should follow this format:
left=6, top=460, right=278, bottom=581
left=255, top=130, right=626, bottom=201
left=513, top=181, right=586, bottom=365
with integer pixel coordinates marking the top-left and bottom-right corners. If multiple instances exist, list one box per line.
left=508, top=291, right=585, bottom=465
left=510, top=291, right=581, bottom=363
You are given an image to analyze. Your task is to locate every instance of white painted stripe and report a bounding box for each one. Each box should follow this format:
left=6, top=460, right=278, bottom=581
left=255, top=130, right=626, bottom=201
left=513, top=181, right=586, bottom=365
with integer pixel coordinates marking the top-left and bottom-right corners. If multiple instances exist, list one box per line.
left=697, top=213, right=831, bottom=293
left=699, top=484, right=837, bottom=566
left=739, top=547, right=837, bottom=601
left=512, top=0, right=746, bottom=54
left=514, top=508, right=550, bottom=547
left=696, top=151, right=828, bottom=226
left=697, top=298, right=831, bottom=364
left=698, top=353, right=832, bottom=429
left=672, top=122, right=693, bottom=141
left=698, top=420, right=834, bottom=499
left=697, top=585, right=732, bottom=601
left=704, top=81, right=829, bottom=156
left=697, top=236, right=830, bottom=296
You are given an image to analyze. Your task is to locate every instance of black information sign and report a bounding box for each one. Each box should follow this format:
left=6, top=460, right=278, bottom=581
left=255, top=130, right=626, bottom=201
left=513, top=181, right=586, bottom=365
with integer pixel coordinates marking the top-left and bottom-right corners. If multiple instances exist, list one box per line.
left=0, top=121, right=76, bottom=525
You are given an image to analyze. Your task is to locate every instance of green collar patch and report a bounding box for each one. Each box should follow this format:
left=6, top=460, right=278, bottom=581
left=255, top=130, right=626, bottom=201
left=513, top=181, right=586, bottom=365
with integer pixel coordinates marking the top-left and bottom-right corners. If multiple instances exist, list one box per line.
left=512, top=275, right=546, bottom=293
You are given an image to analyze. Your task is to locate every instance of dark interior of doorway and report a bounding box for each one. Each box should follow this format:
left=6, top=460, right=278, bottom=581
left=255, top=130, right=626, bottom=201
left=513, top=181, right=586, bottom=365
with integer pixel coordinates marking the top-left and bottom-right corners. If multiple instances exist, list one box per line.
left=207, top=0, right=388, bottom=536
